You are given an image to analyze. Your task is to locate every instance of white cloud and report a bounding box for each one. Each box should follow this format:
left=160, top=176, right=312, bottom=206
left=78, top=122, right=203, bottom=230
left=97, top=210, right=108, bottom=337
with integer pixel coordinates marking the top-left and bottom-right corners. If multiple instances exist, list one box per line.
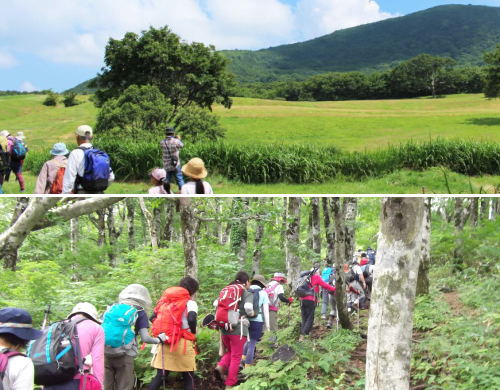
left=20, top=81, right=38, bottom=92
left=0, top=51, right=17, bottom=68
left=0, top=0, right=395, bottom=68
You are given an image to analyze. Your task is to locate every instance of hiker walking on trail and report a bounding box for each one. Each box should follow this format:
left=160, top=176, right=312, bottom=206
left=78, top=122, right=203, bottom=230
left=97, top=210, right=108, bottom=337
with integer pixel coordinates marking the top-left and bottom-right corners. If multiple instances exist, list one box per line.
left=0, top=130, right=27, bottom=193
left=104, top=284, right=159, bottom=390
left=0, top=133, right=9, bottom=194
left=242, top=275, right=271, bottom=367
left=320, top=261, right=337, bottom=329
left=160, top=126, right=184, bottom=190
left=298, top=268, right=336, bottom=341
left=148, top=168, right=172, bottom=195
left=0, top=307, right=43, bottom=390
left=181, top=158, right=213, bottom=195
left=43, top=302, right=105, bottom=390
left=62, top=125, right=114, bottom=194
left=214, top=271, right=255, bottom=389
left=265, top=273, right=293, bottom=338
left=149, top=277, right=200, bottom=390
left=34, top=143, right=69, bottom=194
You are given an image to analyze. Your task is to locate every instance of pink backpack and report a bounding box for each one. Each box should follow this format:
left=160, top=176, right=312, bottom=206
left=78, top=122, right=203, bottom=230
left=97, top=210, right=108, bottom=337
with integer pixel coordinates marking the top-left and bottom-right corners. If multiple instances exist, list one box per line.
left=265, top=282, right=280, bottom=312
left=0, top=350, right=24, bottom=387
left=79, top=372, right=102, bottom=390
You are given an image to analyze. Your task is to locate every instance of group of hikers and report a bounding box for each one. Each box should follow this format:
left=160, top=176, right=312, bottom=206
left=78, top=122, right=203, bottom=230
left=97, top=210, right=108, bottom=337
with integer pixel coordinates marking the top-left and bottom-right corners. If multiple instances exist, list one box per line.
left=1, top=249, right=376, bottom=390
left=0, top=125, right=213, bottom=195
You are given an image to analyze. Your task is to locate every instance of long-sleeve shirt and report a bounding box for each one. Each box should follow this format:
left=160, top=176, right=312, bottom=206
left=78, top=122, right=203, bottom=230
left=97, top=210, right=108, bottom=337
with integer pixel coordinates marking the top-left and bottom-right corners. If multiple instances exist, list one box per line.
left=62, top=143, right=114, bottom=194
left=72, top=316, right=105, bottom=385
left=300, top=274, right=336, bottom=302
left=34, top=156, right=67, bottom=194
left=0, top=347, right=34, bottom=390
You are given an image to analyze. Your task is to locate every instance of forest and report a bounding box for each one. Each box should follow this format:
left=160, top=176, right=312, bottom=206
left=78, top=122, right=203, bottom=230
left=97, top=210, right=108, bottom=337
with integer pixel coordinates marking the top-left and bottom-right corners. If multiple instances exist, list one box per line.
left=0, top=196, right=498, bottom=389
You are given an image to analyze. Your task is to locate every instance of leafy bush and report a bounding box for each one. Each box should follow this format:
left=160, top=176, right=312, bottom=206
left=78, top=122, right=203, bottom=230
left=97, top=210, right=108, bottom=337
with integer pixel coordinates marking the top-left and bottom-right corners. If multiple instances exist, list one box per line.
left=43, top=91, right=59, bottom=106
left=62, top=92, right=80, bottom=107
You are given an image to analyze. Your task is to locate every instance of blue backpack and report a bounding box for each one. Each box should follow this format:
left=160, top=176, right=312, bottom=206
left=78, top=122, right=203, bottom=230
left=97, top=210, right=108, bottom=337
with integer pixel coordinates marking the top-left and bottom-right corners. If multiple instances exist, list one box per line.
left=11, top=139, right=27, bottom=160
left=102, top=304, right=138, bottom=348
left=321, top=267, right=334, bottom=284
left=78, top=148, right=111, bottom=192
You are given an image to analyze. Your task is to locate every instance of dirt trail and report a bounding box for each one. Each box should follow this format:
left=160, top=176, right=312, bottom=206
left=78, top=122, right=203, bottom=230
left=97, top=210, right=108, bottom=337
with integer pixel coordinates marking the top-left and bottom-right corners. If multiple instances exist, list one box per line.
left=442, top=291, right=464, bottom=316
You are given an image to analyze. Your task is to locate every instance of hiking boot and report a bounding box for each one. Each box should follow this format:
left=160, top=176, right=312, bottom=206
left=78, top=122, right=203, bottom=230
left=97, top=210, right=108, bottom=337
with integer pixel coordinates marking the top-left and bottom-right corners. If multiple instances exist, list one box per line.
left=214, top=365, right=227, bottom=382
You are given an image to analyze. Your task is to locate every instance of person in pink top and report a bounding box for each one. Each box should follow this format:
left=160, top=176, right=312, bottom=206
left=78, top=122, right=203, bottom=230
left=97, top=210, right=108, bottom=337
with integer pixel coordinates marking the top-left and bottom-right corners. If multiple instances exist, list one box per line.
left=148, top=168, right=172, bottom=195
left=299, top=268, right=336, bottom=341
left=44, top=302, right=104, bottom=390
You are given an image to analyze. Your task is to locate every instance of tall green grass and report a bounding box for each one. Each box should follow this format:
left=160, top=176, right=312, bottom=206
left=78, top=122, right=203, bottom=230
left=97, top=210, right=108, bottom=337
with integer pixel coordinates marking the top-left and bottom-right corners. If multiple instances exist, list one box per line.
left=24, top=138, right=499, bottom=184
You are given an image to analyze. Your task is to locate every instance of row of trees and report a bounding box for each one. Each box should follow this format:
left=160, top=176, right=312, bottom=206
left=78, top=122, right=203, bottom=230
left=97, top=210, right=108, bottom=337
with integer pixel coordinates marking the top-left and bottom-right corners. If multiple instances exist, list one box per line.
left=233, top=47, right=500, bottom=101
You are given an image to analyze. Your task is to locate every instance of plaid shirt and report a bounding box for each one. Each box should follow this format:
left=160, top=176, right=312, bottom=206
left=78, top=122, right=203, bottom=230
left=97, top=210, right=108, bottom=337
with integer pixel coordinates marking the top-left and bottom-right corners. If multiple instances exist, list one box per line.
left=160, top=137, right=184, bottom=170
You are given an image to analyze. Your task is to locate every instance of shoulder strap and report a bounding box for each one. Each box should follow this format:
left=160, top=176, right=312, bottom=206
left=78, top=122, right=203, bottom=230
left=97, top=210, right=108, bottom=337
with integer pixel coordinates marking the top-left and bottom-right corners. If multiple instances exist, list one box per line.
left=71, top=317, right=90, bottom=373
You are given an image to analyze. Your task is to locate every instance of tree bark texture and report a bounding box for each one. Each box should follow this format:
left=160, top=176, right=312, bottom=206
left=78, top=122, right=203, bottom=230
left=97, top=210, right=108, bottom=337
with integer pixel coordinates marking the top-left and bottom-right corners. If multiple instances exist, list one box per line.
left=125, top=199, right=136, bottom=251
left=469, top=197, right=479, bottom=227
left=416, top=198, right=431, bottom=296
left=139, top=198, right=158, bottom=249
left=180, top=198, right=199, bottom=279
left=332, top=198, right=353, bottom=330
left=70, top=218, right=79, bottom=253
left=252, top=199, right=266, bottom=274
left=322, top=197, right=335, bottom=263
left=453, top=198, right=469, bottom=269
left=365, top=197, right=425, bottom=390
left=163, top=200, right=175, bottom=245
left=311, top=197, right=321, bottom=256
left=10, top=198, right=29, bottom=226
left=287, top=197, right=302, bottom=289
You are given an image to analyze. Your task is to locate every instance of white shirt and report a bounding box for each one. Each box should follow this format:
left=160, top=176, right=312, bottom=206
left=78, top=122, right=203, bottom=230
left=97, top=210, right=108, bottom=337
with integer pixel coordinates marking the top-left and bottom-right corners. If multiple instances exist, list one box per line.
left=180, top=181, right=213, bottom=195
left=62, top=143, right=115, bottom=194
left=0, top=351, right=34, bottom=390
left=181, top=300, right=198, bottom=330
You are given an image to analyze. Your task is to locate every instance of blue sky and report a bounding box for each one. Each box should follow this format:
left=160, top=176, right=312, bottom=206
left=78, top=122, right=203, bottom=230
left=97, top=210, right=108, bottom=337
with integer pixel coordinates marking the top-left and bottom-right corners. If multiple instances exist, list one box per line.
left=1, top=0, right=499, bottom=92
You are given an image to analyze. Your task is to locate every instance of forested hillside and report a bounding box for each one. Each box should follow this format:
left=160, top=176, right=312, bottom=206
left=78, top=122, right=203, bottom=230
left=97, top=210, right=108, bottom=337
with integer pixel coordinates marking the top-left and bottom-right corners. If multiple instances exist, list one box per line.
left=0, top=197, right=498, bottom=389
left=223, top=5, right=500, bottom=82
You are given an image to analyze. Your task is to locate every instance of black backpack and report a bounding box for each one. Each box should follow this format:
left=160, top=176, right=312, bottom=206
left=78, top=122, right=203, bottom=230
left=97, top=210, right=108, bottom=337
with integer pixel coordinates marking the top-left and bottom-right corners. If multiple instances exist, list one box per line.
left=247, top=288, right=261, bottom=318
left=27, top=318, right=87, bottom=386
left=294, top=270, right=316, bottom=297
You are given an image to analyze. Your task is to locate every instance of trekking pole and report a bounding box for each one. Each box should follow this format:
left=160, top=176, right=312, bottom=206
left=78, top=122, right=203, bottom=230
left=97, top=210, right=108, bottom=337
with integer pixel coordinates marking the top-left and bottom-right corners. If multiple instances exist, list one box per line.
left=41, top=304, right=51, bottom=330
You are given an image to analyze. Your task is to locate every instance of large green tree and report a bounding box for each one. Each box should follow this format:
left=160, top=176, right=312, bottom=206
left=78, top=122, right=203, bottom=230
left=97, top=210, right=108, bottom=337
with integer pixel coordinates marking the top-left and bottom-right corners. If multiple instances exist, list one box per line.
left=484, top=44, right=500, bottom=98
left=94, top=26, right=233, bottom=111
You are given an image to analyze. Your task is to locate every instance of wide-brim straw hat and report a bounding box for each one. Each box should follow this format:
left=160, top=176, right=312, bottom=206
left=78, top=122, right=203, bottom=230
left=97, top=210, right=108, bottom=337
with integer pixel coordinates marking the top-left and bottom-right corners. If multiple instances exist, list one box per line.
left=251, top=274, right=267, bottom=288
left=0, top=307, right=43, bottom=341
left=68, top=302, right=101, bottom=324
left=182, top=158, right=208, bottom=179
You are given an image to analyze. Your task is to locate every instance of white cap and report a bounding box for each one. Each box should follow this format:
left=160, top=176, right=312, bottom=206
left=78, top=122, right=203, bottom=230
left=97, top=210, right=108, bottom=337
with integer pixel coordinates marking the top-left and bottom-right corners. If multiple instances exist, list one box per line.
left=0, top=130, right=10, bottom=137
left=75, top=125, right=93, bottom=137
left=68, top=302, right=101, bottom=324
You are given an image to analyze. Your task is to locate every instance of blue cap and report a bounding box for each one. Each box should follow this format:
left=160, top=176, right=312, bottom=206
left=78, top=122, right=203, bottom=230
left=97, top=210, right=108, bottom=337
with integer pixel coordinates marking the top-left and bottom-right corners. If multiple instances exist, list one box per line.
left=0, top=308, right=43, bottom=341
left=51, top=142, right=69, bottom=156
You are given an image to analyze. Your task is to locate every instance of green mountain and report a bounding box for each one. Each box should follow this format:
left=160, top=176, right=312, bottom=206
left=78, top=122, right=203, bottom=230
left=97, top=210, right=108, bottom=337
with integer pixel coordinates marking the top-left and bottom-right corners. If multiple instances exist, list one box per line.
left=222, top=4, right=500, bottom=82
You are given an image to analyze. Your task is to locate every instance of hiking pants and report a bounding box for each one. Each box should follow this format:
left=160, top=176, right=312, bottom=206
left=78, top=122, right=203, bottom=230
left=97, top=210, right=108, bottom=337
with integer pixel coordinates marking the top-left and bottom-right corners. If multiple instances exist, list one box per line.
left=300, top=300, right=316, bottom=336
left=218, top=334, right=247, bottom=386
left=45, top=380, right=80, bottom=390
left=5, top=160, right=24, bottom=191
left=166, top=165, right=185, bottom=189
left=269, top=310, right=279, bottom=331
left=321, top=289, right=336, bottom=317
left=105, top=354, right=135, bottom=390
left=148, top=369, right=194, bottom=390
left=243, top=321, right=264, bottom=364
left=0, top=170, right=3, bottom=194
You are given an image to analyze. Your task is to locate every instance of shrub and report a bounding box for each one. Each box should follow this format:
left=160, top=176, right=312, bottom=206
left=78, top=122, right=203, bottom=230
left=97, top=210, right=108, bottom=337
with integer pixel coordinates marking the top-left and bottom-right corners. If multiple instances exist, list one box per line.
left=62, top=92, right=80, bottom=107
left=43, top=91, right=59, bottom=106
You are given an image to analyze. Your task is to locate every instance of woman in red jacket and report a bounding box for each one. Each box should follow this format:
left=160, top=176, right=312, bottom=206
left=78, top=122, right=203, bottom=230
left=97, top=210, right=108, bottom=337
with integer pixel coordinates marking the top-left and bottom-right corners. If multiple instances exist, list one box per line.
left=299, top=268, right=336, bottom=341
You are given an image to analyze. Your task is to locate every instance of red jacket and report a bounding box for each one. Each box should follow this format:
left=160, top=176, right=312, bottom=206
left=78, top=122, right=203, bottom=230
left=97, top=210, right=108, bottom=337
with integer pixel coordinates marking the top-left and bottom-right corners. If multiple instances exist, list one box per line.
left=300, top=274, right=336, bottom=302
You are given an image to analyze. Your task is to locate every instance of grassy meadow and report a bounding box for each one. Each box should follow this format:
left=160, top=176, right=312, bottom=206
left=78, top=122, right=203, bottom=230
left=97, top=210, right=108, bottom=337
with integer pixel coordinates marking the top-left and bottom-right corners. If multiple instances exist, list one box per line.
left=0, top=93, right=499, bottom=194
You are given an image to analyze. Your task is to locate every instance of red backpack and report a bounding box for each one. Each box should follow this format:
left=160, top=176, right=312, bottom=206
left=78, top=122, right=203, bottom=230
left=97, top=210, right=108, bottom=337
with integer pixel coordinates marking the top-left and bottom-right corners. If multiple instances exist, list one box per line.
left=215, top=283, right=246, bottom=331
left=50, top=166, right=65, bottom=194
left=0, top=350, right=25, bottom=389
left=152, top=287, right=195, bottom=352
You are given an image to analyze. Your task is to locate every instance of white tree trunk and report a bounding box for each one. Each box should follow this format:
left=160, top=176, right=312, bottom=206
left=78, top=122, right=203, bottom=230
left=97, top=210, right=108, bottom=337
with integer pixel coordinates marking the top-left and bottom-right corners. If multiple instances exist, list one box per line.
left=70, top=218, right=79, bottom=253
left=417, top=198, right=431, bottom=295
left=322, top=197, right=335, bottom=263
left=180, top=198, right=198, bottom=279
left=286, top=197, right=301, bottom=289
left=311, top=197, right=321, bottom=256
left=365, top=198, right=425, bottom=390
left=138, top=198, right=158, bottom=249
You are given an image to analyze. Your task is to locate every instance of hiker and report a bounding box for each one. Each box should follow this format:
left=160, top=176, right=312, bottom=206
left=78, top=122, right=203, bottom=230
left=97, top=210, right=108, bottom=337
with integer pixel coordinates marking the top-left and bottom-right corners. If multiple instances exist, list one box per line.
left=366, top=247, right=376, bottom=265
left=34, top=143, right=69, bottom=194
left=0, top=307, right=43, bottom=390
left=298, top=268, right=336, bottom=341
left=0, top=133, right=9, bottom=194
left=62, top=125, right=114, bottom=194
left=320, top=261, right=337, bottom=329
left=160, top=126, right=184, bottom=190
left=361, top=261, right=375, bottom=300
left=242, top=275, right=271, bottom=367
left=265, top=273, right=293, bottom=339
left=148, top=168, right=172, bottom=195
left=149, top=277, right=199, bottom=390
left=104, top=284, right=160, bottom=390
left=0, top=130, right=27, bottom=192
left=214, top=271, right=254, bottom=389
left=346, top=259, right=367, bottom=311
left=43, top=302, right=104, bottom=390
left=181, top=158, right=213, bottom=195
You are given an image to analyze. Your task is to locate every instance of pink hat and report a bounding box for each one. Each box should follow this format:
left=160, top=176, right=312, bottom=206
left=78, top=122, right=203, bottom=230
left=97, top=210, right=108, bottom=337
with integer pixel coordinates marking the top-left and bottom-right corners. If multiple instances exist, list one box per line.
left=272, top=272, right=287, bottom=283
left=151, top=168, right=167, bottom=182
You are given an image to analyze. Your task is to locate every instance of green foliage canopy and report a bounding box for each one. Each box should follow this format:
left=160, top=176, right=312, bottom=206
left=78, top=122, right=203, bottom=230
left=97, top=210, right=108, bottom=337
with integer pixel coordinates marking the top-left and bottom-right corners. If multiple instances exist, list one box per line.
left=484, top=44, right=500, bottom=98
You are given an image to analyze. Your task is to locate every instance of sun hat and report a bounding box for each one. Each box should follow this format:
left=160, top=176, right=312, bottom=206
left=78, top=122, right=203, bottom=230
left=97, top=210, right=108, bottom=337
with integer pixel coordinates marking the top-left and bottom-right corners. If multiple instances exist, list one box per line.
left=50, top=142, right=69, bottom=156
left=272, top=272, right=287, bottom=283
left=182, top=158, right=208, bottom=180
left=68, top=302, right=101, bottom=324
left=166, top=126, right=175, bottom=135
left=15, top=131, right=25, bottom=140
left=0, top=130, right=10, bottom=137
left=151, top=168, right=167, bottom=182
left=75, top=125, right=93, bottom=137
left=0, top=307, right=43, bottom=341
left=118, top=284, right=152, bottom=311
left=251, top=274, right=267, bottom=289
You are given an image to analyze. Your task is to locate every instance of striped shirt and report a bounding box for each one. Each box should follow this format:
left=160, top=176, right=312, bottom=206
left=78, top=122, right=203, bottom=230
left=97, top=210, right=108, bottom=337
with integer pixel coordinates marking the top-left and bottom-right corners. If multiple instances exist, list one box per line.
left=160, top=137, right=183, bottom=171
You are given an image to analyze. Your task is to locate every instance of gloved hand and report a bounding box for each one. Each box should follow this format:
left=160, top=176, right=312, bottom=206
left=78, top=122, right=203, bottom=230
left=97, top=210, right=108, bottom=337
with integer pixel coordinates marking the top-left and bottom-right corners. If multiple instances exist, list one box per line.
left=157, top=333, right=167, bottom=344
left=288, top=297, right=294, bottom=305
